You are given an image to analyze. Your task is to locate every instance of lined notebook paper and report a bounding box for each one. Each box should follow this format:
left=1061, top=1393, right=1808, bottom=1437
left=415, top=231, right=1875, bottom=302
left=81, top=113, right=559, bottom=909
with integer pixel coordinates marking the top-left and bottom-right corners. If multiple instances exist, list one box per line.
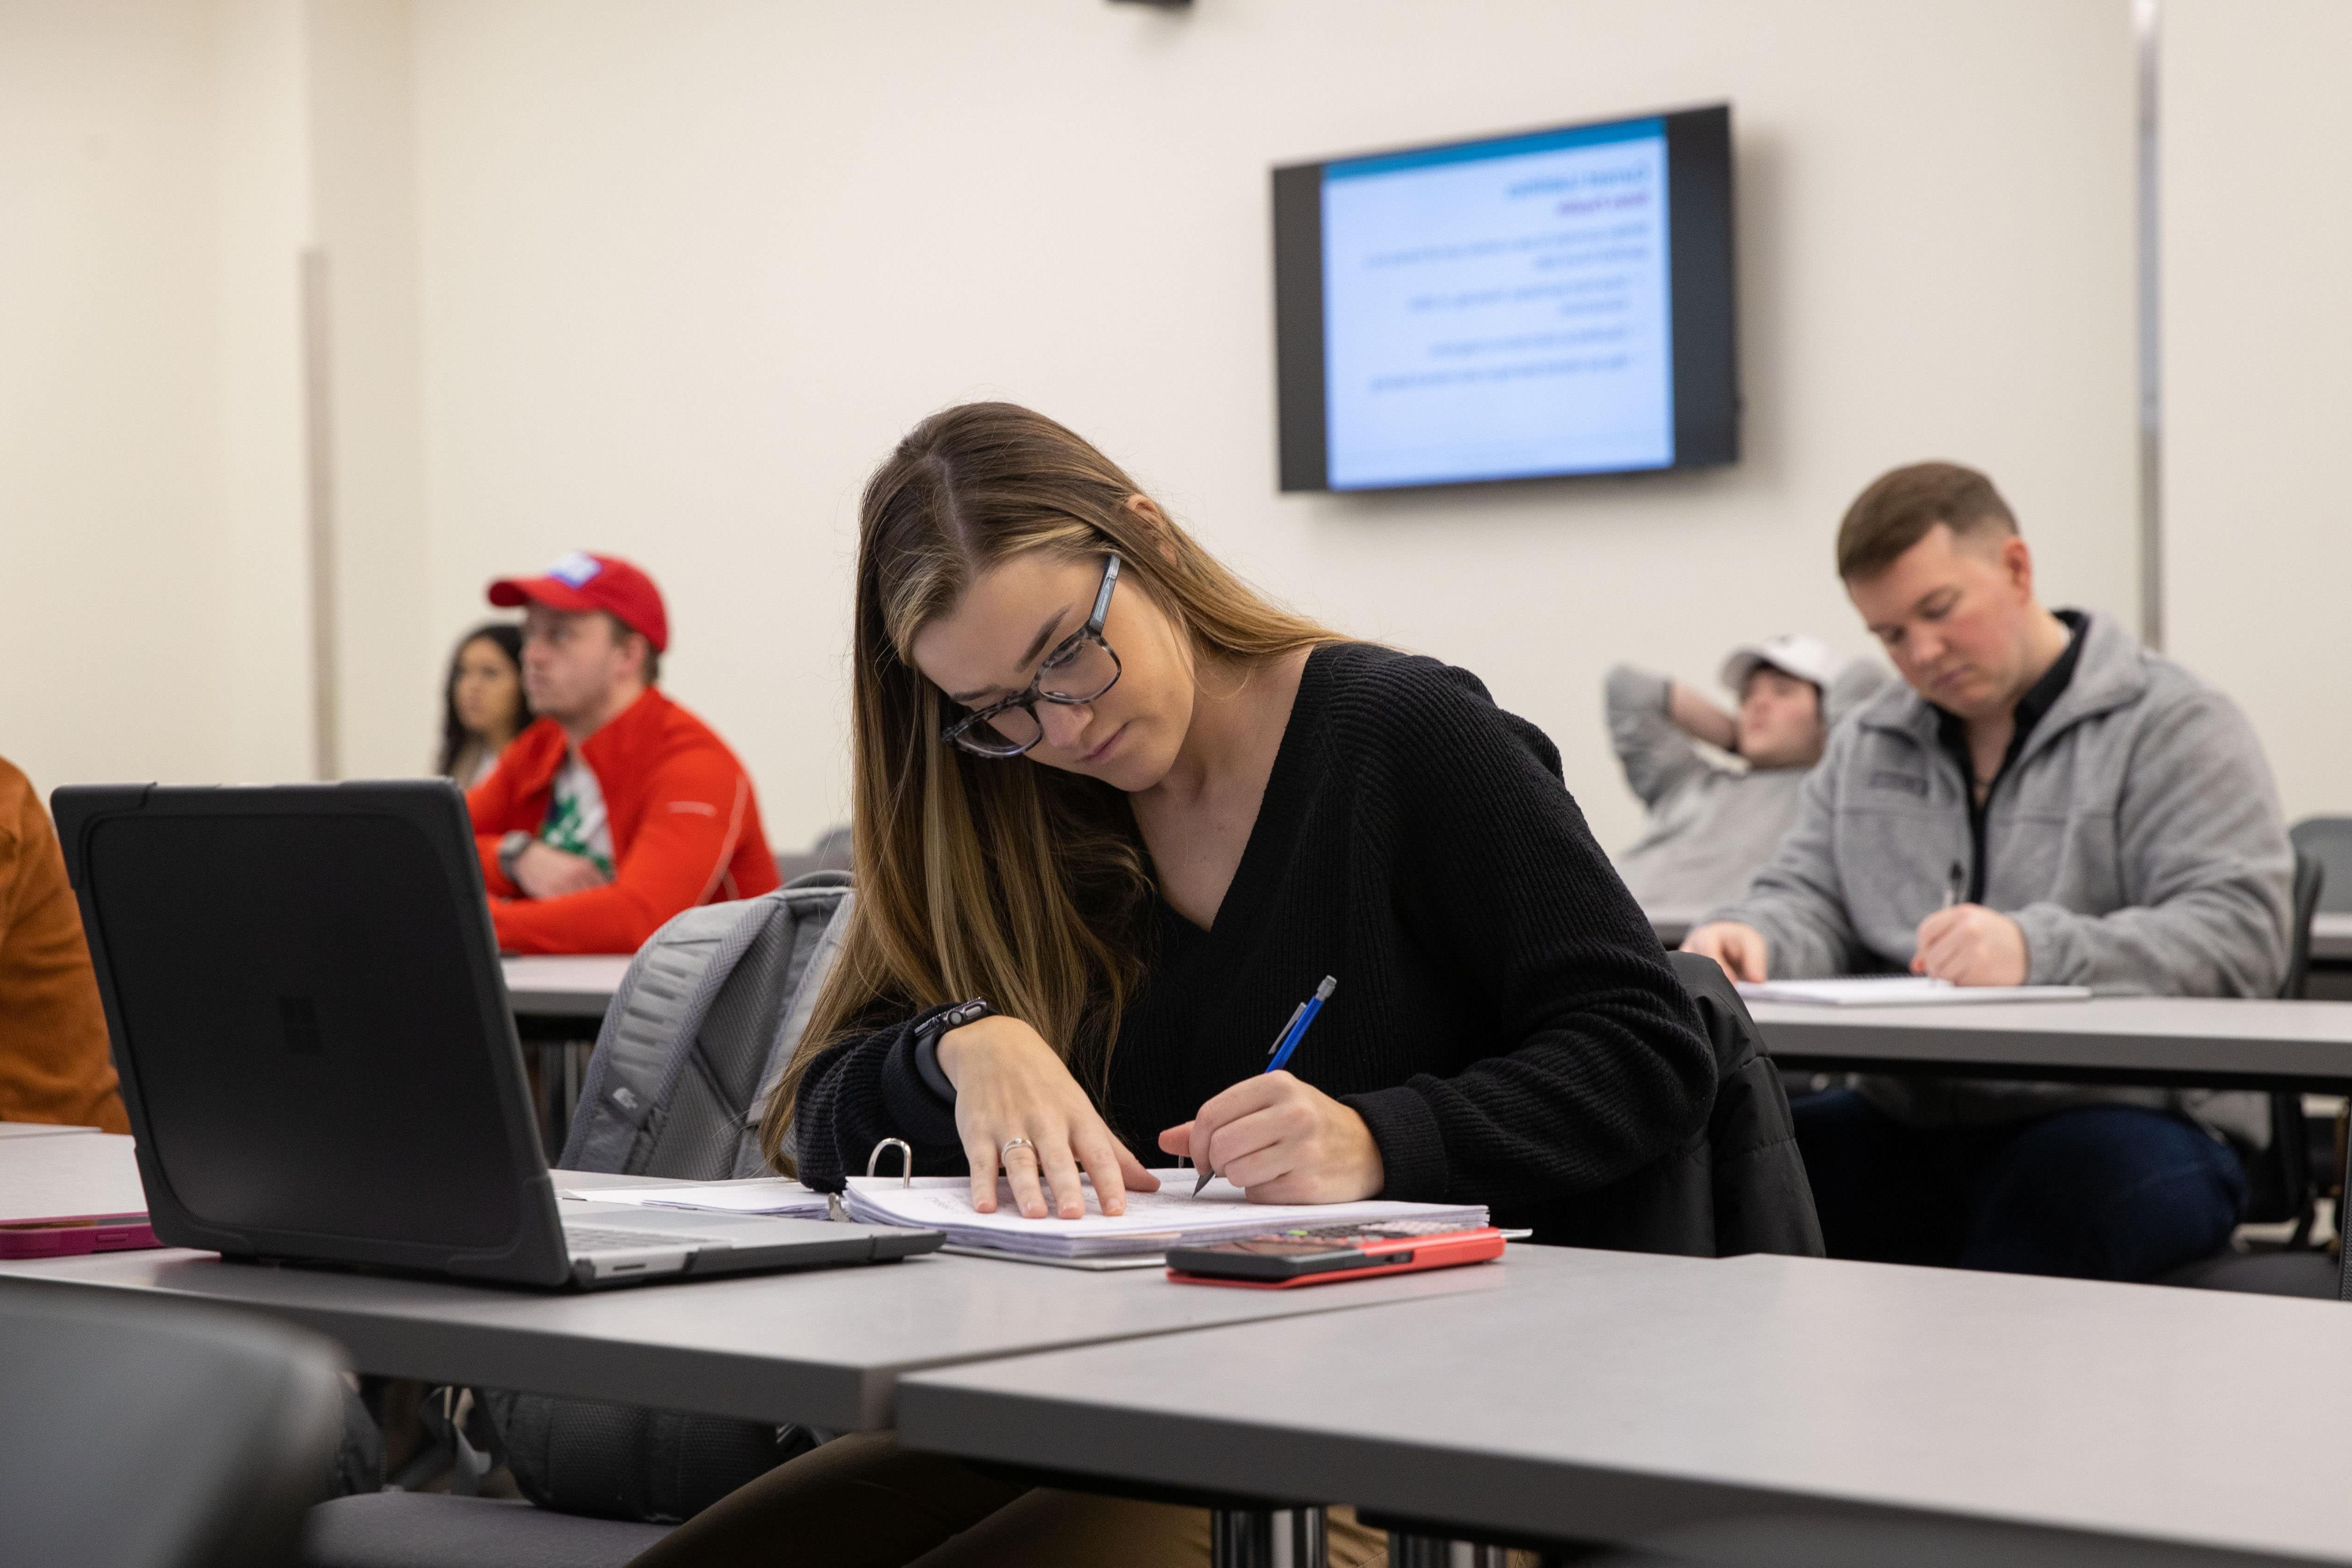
left=841, top=1173, right=1487, bottom=1259
left=1736, top=977, right=2093, bottom=1007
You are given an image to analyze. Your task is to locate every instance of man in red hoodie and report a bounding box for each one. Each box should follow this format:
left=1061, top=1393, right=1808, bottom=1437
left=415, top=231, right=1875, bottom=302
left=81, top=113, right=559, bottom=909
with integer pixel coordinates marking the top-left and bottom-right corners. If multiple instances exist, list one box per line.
left=467, top=552, right=778, bottom=953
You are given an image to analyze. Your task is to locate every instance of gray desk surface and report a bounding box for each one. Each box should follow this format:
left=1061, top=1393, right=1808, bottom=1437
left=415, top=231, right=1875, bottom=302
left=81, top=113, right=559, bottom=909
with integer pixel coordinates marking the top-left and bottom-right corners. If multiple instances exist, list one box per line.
left=1649, top=910, right=1700, bottom=948
left=1751, top=994, right=2352, bottom=1091
left=501, top=954, right=632, bottom=1019
left=1668, top=913, right=2352, bottom=965
left=0, top=1158, right=1510, bottom=1432
left=513, top=929, right=2352, bottom=1016
left=2314, top=912, right=2352, bottom=964
left=901, top=1247, right=2352, bottom=1565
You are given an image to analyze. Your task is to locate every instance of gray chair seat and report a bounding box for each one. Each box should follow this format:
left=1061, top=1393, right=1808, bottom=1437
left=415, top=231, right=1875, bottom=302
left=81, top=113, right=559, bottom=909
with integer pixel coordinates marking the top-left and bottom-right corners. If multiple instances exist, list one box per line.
left=303, top=1494, right=670, bottom=1568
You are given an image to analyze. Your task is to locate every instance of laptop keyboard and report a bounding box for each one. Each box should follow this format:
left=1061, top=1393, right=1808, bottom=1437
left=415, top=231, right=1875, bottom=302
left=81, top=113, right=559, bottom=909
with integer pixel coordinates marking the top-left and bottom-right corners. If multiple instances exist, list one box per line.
left=564, top=1225, right=728, bottom=1252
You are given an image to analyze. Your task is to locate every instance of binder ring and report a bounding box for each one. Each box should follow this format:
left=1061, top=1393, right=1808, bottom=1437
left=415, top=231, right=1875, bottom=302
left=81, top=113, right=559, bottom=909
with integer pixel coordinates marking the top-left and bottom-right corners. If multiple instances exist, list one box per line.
left=866, top=1137, right=914, bottom=1187
left=1000, top=1137, right=1037, bottom=1162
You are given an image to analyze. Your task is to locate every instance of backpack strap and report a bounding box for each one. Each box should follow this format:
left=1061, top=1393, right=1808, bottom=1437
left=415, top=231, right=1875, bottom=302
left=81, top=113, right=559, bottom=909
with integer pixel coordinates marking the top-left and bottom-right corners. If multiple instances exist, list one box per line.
left=732, top=882, right=856, bottom=1177
left=559, top=893, right=790, bottom=1172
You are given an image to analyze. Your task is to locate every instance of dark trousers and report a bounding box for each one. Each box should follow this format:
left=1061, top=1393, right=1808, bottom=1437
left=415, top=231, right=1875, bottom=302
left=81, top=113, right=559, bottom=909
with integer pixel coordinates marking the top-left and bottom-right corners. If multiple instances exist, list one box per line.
left=1790, top=1088, right=2247, bottom=1282
left=623, top=1431, right=1392, bottom=1568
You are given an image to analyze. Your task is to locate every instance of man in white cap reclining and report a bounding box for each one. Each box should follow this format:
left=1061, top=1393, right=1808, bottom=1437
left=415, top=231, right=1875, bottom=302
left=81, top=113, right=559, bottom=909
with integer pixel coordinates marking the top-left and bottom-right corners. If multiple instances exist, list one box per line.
left=1606, top=636, right=1886, bottom=918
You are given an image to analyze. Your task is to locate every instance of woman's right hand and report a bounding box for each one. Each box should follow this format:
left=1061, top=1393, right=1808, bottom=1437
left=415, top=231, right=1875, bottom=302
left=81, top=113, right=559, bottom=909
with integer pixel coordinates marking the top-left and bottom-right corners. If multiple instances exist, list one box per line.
left=936, top=1015, right=1159, bottom=1219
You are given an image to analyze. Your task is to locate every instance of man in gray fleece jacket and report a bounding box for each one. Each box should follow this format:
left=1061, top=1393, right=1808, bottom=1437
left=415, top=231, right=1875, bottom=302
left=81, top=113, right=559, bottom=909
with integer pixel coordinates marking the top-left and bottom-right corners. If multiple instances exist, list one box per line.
left=1686, top=461, right=2291, bottom=1282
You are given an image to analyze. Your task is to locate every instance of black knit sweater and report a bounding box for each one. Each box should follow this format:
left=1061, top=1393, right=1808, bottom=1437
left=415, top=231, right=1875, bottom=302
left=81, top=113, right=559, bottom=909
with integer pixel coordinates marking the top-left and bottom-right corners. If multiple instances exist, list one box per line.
left=793, top=643, right=1717, bottom=1240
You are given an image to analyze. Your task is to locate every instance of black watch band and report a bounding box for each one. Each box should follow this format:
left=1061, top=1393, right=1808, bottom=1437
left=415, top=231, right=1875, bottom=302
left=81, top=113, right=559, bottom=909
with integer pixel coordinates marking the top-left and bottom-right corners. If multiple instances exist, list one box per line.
left=911, top=998, right=993, bottom=1104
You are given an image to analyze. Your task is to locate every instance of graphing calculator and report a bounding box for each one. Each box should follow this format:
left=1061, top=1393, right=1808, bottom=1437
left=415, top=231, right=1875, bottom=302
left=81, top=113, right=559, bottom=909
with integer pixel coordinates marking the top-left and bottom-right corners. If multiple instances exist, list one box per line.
left=1165, top=1221, right=1506, bottom=1289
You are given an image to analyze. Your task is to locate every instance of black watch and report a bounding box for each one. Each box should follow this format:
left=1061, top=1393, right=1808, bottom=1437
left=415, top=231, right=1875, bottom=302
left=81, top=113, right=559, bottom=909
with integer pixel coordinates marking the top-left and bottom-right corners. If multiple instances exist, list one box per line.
left=912, top=998, right=994, bottom=1103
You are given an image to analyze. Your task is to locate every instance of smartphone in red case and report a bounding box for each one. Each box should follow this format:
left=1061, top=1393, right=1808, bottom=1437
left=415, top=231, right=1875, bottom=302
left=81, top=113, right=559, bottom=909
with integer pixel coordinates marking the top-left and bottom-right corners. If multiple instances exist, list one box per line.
left=1166, top=1221, right=1505, bottom=1289
left=0, top=1215, right=159, bottom=1259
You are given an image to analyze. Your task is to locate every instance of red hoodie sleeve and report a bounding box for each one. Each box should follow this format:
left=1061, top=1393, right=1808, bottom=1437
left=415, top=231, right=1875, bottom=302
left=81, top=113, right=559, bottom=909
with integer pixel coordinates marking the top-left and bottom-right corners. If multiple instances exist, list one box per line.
left=489, top=745, right=761, bottom=954
left=465, top=753, right=532, bottom=898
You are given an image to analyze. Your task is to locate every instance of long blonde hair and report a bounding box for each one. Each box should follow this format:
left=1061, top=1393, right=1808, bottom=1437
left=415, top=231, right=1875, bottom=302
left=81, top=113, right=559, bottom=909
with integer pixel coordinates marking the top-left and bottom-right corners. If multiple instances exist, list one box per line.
left=759, top=403, right=1337, bottom=1171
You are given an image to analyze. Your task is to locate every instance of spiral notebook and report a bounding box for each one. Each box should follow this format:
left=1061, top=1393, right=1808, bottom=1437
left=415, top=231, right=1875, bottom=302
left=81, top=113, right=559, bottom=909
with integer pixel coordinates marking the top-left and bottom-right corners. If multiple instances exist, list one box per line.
left=840, top=1172, right=1488, bottom=1260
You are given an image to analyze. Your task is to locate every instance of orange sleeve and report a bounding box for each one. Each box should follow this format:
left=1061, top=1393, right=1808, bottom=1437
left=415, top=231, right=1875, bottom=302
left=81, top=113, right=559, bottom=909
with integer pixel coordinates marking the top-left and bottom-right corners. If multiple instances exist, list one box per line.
left=0, top=775, right=129, bottom=1132
left=490, top=743, right=761, bottom=955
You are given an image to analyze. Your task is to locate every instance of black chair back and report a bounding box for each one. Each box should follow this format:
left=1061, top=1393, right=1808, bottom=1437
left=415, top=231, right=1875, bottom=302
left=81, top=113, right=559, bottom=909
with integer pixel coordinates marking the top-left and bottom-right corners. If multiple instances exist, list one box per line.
left=0, top=1280, right=346, bottom=1568
left=1667, top=951, right=1826, bottom=1260
left=2283, top=847, right=2325, bottom=1000
left=2243, top=851, right=2325, bottom=1235
left=2289, top=817, right=2352, bottom=914
left=2161, top=849, right=2347, bottom=1296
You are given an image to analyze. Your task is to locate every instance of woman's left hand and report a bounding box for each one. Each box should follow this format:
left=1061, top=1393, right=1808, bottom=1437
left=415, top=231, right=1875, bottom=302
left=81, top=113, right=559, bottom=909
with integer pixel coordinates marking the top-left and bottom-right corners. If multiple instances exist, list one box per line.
left=1157, top=1072, right=1385, bottom=1204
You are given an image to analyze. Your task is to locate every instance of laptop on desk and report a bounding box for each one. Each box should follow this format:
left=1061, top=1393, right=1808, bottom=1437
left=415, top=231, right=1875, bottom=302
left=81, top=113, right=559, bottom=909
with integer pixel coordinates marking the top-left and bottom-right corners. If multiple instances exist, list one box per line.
left=51, top=780, right=939, bottom=1290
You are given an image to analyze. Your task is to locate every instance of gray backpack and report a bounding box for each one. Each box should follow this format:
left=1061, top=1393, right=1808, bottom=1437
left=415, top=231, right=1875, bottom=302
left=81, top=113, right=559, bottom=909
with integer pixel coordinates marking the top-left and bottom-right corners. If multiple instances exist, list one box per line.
left=483, top=875, right=853, bottom=1523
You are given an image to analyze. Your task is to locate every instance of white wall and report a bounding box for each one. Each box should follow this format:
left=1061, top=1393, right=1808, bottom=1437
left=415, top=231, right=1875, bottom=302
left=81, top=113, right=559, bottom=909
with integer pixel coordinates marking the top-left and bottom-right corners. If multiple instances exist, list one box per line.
left=0, top=1, right=235, bottom=795
left=211, top=0, right=319, bottom=786
left=0, top=0, right=318, bottom=798
left=5, top=1, right=2182, bottom=853
left=395, top=0, right=2141, bottom=854
left=308, top=0, right=431, bottom=780
left=2162, top=0, right=2352, bottom=830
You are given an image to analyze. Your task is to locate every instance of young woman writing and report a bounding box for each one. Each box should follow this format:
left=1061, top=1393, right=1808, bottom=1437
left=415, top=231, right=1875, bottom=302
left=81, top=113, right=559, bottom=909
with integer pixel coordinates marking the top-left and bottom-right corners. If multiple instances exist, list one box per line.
left=630, top=404, right=1716, bottom=1568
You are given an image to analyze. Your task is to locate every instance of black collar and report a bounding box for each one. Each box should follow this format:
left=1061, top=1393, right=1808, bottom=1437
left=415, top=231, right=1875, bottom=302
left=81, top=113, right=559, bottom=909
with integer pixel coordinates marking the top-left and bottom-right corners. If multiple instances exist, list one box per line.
left=1933, top=609, right=2087, bottom=790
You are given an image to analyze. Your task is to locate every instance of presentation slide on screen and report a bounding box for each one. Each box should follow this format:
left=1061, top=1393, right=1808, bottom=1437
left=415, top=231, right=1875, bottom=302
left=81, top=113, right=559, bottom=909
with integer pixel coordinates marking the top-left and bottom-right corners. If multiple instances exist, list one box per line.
left=1321, top=119, right=1675, bottom=490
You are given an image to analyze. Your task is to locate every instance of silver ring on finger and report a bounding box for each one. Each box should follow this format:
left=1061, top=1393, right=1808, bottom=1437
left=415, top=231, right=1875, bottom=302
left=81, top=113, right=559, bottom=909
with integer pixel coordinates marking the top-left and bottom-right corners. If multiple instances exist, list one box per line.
left=1000, top=1137, right=1037, bottom=1161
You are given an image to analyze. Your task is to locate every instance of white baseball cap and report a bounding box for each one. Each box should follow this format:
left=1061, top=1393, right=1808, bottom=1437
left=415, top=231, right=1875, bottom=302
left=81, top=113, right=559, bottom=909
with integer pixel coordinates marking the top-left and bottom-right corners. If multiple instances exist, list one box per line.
left=1719, top=634, right=1844, bottom=695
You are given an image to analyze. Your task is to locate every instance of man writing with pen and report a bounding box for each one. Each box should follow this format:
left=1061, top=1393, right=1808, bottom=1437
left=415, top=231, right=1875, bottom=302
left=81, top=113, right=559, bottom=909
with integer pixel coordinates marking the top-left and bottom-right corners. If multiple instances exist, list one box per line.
left=1683, top=461, right=2293, bottom=1285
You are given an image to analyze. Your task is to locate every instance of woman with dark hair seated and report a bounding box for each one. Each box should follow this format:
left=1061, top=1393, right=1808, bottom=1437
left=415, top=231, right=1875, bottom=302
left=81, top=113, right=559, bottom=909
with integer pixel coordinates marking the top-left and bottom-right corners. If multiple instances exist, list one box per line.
left=631, top=403, right=1717, bottom=1568
left=437, top=622, right=533, bottom=787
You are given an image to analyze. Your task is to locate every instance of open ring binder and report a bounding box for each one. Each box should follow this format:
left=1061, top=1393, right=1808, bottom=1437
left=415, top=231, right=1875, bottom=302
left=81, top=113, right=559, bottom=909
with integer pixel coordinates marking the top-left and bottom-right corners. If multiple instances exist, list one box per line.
left=825, top=1139, right=919, bottom=1222
left=866, top=1138, right=914, bottom=1185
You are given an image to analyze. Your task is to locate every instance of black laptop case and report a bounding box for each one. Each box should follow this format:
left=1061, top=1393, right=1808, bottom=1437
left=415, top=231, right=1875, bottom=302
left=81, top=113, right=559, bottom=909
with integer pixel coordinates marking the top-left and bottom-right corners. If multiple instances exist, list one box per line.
left=54, top=781, right=579, bottom=1285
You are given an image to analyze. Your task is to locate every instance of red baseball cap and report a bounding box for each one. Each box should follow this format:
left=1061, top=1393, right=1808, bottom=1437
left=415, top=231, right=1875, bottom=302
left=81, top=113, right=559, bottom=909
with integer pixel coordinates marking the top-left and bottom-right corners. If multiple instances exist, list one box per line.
left=487, top=551, right=669, bottom=652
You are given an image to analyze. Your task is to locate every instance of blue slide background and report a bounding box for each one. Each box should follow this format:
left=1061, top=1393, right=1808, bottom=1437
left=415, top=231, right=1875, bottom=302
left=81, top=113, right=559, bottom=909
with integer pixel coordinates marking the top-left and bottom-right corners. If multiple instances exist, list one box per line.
left=1322, top=119, right=1676, bottom=490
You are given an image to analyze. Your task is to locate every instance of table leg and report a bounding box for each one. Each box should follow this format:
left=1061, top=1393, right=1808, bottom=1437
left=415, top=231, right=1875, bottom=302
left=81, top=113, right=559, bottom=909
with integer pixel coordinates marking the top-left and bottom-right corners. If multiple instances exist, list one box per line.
left=1291, top=1506, right=1328, bottom=1568
left=518, top=1037, right=594, bottom=1160
left=1211, top=1505, right=1326, bottom=1568
left=1387, top=1535, right=1507, bottom=1568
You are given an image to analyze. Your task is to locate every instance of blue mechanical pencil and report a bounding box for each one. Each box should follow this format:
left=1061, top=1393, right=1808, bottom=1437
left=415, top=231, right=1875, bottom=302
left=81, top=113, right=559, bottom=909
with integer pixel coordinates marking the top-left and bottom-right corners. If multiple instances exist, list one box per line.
left=1194, top=975, right=1338, bottom=1196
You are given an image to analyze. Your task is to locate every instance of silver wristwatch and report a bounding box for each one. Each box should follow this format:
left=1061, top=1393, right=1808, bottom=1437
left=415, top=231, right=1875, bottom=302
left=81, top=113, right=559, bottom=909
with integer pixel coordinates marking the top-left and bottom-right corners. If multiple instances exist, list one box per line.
left=497, top=830, right=535, bottom=885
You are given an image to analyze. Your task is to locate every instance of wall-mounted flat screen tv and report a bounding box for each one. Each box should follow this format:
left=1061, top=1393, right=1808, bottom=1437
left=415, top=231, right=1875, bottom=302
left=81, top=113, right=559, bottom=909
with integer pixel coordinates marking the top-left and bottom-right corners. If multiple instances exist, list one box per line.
left=1273, top=104, right=1736, bottom=492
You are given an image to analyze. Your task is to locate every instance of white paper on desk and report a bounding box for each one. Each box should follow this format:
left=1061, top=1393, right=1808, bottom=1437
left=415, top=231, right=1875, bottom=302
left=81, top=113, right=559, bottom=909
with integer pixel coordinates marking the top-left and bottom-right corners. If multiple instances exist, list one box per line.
left=843, top=1174, right=1485, bottom=1258
left=559, top=1178, right=831, bottom=1218
left=938, top=1244, right=1173, bottom=1271
left=0, top=1131, right=148, bottom=1224
left=1736, top=977, right=2094, bottom=1007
